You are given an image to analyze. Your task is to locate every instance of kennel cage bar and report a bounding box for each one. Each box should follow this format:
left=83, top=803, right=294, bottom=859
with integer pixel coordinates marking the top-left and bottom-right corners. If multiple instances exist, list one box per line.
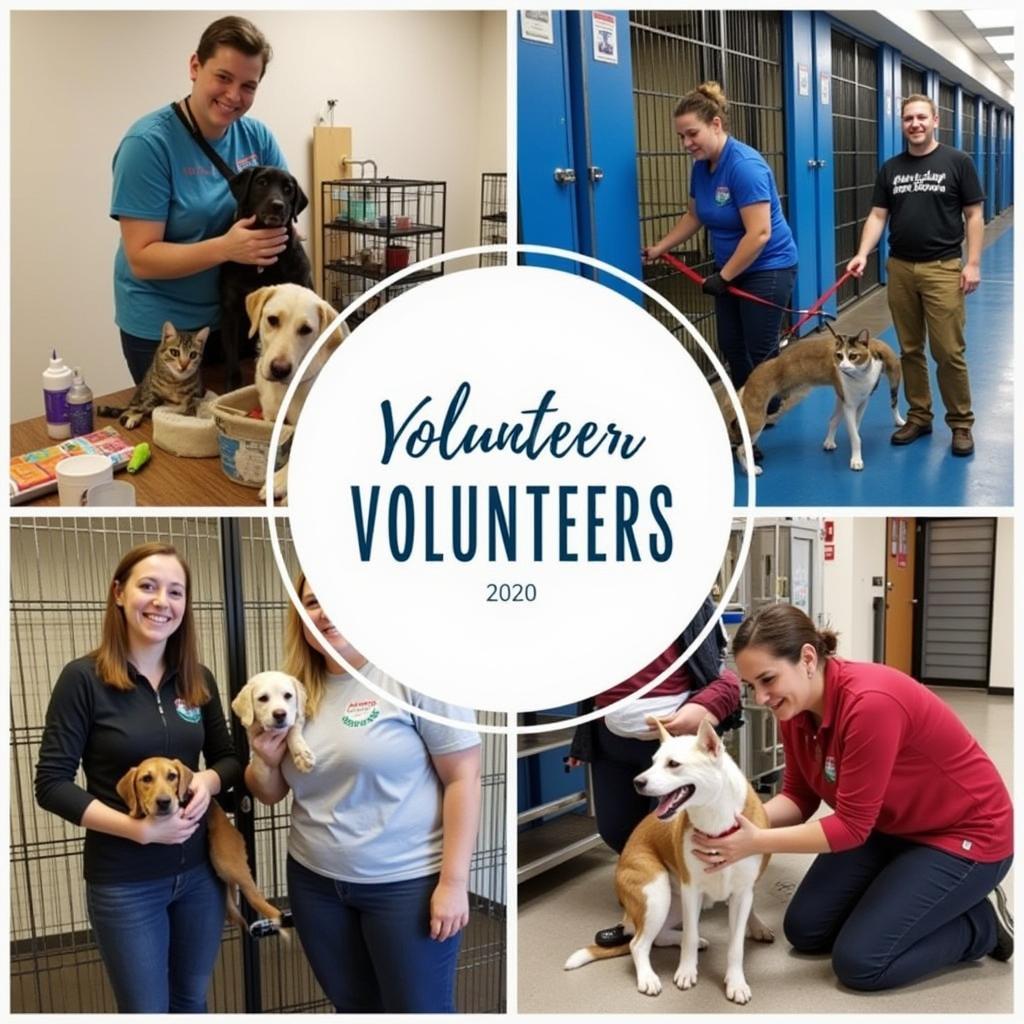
left=479, top=172, right=507, bottom=268
left=630, top=10, right=787, bottom=372
left=321, top=177, right=446, bottom=322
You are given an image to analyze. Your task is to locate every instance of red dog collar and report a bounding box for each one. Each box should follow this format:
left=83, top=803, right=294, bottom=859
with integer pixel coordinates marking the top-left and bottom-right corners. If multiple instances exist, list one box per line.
left=694, top=821, right=741, bottom=840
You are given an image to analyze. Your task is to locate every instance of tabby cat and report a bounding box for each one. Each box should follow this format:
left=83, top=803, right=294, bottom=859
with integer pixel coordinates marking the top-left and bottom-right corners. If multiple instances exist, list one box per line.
left=728, top=329, right=905, bottom=475
left=99, top=323, right=209, bottom=429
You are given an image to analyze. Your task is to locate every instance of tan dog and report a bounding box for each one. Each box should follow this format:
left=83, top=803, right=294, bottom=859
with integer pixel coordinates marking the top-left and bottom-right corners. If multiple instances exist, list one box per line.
left=231, top=670, right=315, bottom=775
left=565, top=718, right=773, bottom=1004
left=116, top=756, right=285, bottom=933
left=245, top=283, right=348, bottom=503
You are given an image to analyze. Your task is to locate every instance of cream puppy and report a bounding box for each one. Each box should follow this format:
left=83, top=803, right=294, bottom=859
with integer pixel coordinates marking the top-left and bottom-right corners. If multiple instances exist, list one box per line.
left=232, top=670, right=315, bottom=775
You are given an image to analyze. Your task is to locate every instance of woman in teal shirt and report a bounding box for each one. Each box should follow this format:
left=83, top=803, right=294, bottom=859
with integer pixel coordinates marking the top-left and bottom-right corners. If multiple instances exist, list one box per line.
left=110, top=16, right=289, bottom=382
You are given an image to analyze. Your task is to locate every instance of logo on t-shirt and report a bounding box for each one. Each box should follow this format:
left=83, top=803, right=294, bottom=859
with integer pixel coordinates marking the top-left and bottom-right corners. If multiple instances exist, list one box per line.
left=714, top=186, right=731, bottom=206
left=236, top=152, right=259, bottom=171
left=823, top=755, right=837, bottom=783
left=174, top=699, right=202, bottom=724
left=892, top=171, right=948, bottom=195
left=342, top=698, right=381, bottom=728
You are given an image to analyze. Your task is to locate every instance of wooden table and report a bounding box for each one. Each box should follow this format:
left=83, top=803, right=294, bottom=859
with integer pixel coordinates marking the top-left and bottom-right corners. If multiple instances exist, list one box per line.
left=10, top=368, right=266, bottom=508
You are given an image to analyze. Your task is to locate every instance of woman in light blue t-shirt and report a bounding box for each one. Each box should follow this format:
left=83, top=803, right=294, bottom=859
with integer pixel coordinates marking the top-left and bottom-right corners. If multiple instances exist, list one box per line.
left=110, top=16, right=290, bottom=383
left=245, top=573, right=482, bottom=1013
left=644, top=81, right=799, bottom=461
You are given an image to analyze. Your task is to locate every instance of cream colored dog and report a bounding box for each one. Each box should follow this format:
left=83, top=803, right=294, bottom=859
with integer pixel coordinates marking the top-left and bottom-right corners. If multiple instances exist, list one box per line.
left=565, top=717, right=773, bottom=1004
left=231, top=670, right=315, bottom=775
left=245, top=283, right=348, bottom=503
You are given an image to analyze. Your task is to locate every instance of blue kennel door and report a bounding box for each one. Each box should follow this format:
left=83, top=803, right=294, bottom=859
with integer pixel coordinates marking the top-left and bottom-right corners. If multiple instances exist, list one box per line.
left=566, top=10, right=643, bottom=302
left=517, top=11, right=582, bottom=276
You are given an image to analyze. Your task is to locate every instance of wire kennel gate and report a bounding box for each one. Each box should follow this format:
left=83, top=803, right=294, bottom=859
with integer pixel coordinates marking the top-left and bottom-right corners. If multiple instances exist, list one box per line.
left=9, top=517, right=507, bottom=1013
left=831, top=28, right=880, bottom=308
left=630, top=9, right=787, bottom=375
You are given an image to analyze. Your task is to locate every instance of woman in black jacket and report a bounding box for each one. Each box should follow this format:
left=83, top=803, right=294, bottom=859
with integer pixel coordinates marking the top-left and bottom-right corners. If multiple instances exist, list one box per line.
left=35, top=542, right=241, bottom=1013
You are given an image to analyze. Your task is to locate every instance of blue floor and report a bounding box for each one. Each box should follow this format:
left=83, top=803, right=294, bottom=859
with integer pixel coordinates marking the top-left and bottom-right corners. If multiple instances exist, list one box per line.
left=734, top=228, right=1014, bottom=508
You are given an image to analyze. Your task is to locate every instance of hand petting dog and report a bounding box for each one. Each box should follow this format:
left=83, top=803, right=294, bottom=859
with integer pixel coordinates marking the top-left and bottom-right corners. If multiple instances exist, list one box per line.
left=692, top=813, right=762, bottom=872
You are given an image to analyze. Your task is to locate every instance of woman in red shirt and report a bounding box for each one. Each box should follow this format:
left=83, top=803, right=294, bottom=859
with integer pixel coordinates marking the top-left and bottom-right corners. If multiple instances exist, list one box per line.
left=696, top=603, right=1013, bottom=990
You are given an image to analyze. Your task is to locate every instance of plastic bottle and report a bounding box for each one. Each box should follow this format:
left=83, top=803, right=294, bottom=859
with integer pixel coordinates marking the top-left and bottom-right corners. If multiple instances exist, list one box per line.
left=43, top=349, right=74, bottom=439
left=67, top=367, right=95, bottom=437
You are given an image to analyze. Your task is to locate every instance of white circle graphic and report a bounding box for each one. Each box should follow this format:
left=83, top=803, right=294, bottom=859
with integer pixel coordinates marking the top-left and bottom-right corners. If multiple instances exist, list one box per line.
left=287, top=263, right=735, bottom=714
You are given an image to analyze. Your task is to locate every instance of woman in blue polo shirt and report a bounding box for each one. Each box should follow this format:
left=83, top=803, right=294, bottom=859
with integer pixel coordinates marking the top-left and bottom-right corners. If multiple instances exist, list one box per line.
left=645, top=81, right=798, bottom=411
left=111, top=16, right=290, bottom=383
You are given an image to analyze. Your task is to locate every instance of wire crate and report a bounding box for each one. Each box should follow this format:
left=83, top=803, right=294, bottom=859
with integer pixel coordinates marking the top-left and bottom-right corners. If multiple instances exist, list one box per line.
left=322, top=178, right=446, bottom=321
left=479, top=172, right=507, bottom=267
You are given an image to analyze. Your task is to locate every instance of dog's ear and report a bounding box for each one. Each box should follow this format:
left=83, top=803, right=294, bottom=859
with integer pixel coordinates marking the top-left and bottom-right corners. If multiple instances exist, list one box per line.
left=171, top=759, right=194, bottom=802
left=115, top=767, right=142, bottom=818
left=696, top=716, right=721, bottom=757
left=646, top=715, right=673, bottom=743
left=229, top=167, right=257, bottom=209
left=246, top=287, right=274, bottom=339
left=290, top=174, right=309, bottom=219
left=293, top=677, right=307, bottom=724
left=317, top=299, right=346, bottom=355
left=232, top=684, right=256, bottom=727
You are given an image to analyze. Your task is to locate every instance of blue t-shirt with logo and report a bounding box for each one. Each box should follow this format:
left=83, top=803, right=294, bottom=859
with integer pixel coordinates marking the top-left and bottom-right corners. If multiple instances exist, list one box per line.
left=690, top=135, right=798, bottom=273
left=110, top=105, right=286, bottom=338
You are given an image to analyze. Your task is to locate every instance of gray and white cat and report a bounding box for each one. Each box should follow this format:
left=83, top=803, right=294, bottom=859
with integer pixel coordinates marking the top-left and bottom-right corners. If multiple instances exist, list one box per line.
left=99, top=322, right=209, bottom=429
left=727, top=330, right=905, bottom=475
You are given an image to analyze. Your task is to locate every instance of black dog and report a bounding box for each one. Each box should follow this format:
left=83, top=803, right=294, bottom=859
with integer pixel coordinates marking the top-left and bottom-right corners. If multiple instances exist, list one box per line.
left=219, top=166, right=314, bottom=391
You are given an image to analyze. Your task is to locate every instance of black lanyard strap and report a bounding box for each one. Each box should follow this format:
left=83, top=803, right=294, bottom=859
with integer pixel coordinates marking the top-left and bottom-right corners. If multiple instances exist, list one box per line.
left=170, top=98, right=236, bottom=182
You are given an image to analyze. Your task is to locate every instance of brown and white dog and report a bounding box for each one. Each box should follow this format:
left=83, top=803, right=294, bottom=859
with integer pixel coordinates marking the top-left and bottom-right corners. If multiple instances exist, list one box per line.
left=231, top=670, right=315, bottom=776
left=116, top=756, right=285, bottom=933
left=245, top=283, right=348, bottom=502
left=565, top=717, right=773, bottom=1004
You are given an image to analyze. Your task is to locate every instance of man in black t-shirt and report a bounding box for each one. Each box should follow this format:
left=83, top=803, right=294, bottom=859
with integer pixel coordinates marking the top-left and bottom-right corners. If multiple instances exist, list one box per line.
left=848, top=95, right=985, bottom=457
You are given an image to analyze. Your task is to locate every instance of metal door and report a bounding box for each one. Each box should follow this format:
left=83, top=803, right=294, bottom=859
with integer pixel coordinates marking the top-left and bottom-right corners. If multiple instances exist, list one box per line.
left=917, top=518, right=996, bottom=686
left=831, top=29, right=879, bottom=307
left=884, top=516, right=917, bottom=675
left=517, top=11, right=580, bottom=274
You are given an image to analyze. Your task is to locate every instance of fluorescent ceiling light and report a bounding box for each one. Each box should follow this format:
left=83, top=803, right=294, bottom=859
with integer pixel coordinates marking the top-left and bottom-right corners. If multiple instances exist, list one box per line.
left=964, top=10, right=1015, bottom=31
left=984, top=34, right=1015, bottom=53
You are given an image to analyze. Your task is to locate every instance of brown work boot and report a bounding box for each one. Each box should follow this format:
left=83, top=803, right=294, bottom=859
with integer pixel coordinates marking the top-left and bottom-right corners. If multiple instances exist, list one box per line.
left=951, top=427, right=975, bottom=457
left=891, top=421, right=932, bottom=446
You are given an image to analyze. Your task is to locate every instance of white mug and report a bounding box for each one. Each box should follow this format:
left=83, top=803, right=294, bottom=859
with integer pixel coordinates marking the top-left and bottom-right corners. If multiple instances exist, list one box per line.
left=86, top=480, right=136, bottom=507
left=55, top=454, right=113, bottom=507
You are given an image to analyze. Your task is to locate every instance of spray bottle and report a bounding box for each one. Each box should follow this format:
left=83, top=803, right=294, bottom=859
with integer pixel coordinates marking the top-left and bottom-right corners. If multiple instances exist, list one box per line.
left=43, top=349, right=74, bottom=439
left=67, top=367, right=95, bottom=437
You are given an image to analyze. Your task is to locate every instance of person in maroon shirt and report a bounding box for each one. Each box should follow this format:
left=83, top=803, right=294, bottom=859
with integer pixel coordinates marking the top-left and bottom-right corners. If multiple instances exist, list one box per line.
left=695, top=603, right=1013, bottom=990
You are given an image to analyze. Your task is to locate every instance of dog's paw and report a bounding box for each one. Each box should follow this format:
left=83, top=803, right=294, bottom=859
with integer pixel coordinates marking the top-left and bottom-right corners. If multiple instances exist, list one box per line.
left=635, top=968, right=662, bottom=997
left=746, top=918, right=774, bottom=943
left=849, top=456, right=864, bottom=471
left=725, top=970, right=752, bottom=1004
left=894, top=412, right=907, bottom=427
left=822, top=437, right=837, bottom=452
left=752, top=464, right=763, bottom=477
left=673, top=962, right=698, bottom=991
left=292, top=745, right=316, bottom=774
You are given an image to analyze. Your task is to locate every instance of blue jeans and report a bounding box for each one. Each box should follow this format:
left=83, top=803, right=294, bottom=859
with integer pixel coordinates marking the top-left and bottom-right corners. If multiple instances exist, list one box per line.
left=287, top=855, right=461, bottom=1013
left=86, top=860, right=225, bottom=1012
left=784, top=831, right=1012, bottom=991
left=714, top=265, right=797, bottom=390
left=118, top=328, right=225, bottom=385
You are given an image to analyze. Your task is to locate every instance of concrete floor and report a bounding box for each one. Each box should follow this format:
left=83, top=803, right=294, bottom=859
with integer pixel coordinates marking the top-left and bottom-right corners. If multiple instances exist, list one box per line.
left=517, top=687, right=1013, bottom=1014
left=733, top=211, right=1014, bottom=508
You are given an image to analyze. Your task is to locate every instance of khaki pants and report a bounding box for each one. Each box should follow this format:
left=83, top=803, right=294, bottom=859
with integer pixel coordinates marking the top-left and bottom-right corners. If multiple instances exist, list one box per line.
left=886, top=256, right=973, bottom=429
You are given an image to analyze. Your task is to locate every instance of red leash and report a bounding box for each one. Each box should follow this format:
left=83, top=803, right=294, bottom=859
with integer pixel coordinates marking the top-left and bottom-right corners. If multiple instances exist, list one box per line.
left=658, top=252, right=853, bottom=339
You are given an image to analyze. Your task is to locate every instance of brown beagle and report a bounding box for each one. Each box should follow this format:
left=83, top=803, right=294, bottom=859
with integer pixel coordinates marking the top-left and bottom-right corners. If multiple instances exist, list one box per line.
left=116, top=756, right=284, bottom=934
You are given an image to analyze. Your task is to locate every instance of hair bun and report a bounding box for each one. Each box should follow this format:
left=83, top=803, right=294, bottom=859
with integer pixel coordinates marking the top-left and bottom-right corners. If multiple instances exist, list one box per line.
left=699, top=81, right=727, bottom=109
left=818, top=628, right=839, bottom=656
